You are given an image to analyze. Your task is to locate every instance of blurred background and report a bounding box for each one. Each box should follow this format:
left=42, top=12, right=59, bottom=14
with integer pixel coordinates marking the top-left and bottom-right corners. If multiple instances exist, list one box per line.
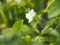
left=0, top=0, right=60, bottom=45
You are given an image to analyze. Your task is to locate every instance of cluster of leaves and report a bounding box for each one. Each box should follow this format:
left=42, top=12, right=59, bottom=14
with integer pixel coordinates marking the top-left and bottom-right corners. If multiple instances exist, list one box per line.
left=0, top=0, right=60, bottom=45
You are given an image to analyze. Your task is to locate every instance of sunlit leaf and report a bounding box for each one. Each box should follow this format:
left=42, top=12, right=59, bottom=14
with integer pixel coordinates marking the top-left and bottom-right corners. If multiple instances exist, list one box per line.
left=47, top=0, right=60, bottom=19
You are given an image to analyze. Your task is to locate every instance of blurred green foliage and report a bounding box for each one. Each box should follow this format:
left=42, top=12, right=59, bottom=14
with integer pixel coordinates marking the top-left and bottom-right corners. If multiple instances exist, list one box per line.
left=0, top=0, right=60, bottom=45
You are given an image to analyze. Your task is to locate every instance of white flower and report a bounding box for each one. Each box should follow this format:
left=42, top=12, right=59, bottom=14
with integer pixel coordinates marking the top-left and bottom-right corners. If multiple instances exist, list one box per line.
left=26, top=9, right=36, bottom=23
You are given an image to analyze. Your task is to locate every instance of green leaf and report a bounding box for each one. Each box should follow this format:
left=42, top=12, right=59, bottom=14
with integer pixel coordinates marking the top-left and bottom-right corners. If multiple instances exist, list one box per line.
left=32, top=36, right=45, bottom=45
left=2, top=28, right=15, bottom=40
left=49, top=27, right=59, bottom=37
left=2, top=19, right=24, bottom=40
left=41, top=29, right=50, bottom=35
left=23, top=35, right=32, bottom=45
left=47, top=0, right=60, bottom=19
left=12, top=19, right=24, bottom=32
left=42, top=18, right=56, bottom=31
left=21, top=25, right=33, bottom=35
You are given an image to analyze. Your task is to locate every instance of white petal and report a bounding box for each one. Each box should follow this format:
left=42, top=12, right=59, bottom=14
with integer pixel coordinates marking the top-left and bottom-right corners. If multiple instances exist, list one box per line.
left=28, top=18, right=33, bottom=23
left=25, top=9, right=36, bottom=23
